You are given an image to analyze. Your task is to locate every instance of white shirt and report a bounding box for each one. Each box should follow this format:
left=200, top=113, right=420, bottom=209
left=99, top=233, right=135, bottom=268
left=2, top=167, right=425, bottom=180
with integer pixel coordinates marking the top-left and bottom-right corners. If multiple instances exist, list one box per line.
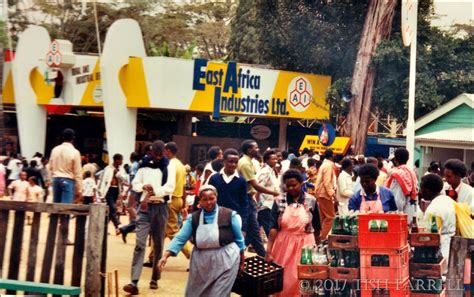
left=220, top=169, right=239, bottom=184
left=97, top=165, right=128, bottom=198
left=444, top=182, right=474, bottom=214
left=82, top=177, right=97, bottom=197
left=280, top=159, right=290, bottom=174
left=337, top=170, right=354, bottom=202
left=424, top=194, right=456, bottom=259
left=257, top=165, right=279, bottom=209
left=201, top=162, right=215, bottom=184
left=132, top=164, right=176, bottom=203
left=7, top=159, right=22, bottom=180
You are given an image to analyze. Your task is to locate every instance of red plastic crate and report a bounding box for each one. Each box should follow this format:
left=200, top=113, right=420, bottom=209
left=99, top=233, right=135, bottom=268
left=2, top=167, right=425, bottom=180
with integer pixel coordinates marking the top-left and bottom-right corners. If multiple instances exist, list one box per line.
left=360, top=279, right=410, bottom=297
left=360, top=287, right=410, bottom=297
left=360, top=245, right=410, bottom=283
left=359, top=213, right=408, bottom=249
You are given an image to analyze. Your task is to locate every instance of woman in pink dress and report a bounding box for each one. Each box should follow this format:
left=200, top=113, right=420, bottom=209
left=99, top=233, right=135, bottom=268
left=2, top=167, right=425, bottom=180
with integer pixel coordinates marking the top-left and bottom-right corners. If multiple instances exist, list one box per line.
left=266, top=169, right=321, bottom=297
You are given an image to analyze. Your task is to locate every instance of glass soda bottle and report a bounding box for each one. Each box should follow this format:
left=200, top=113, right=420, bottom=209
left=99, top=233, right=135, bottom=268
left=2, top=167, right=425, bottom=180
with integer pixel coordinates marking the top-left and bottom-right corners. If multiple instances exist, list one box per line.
left=300, top=246, right=308, bottom=264
left=370, top=220, right=379, bottom=232
left=430, top=216, right=439, bottom=233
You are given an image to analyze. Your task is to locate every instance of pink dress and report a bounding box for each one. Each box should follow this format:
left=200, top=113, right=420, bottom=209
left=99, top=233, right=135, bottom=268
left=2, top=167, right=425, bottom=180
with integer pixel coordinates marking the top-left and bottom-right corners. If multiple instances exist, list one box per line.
left=270, top=203, right=315, bottom=297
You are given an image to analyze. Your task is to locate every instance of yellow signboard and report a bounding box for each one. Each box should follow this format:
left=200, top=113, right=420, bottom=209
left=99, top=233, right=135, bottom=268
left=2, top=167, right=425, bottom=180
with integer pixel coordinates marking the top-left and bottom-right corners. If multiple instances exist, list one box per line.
left=300, top=135, right=351, bottom=155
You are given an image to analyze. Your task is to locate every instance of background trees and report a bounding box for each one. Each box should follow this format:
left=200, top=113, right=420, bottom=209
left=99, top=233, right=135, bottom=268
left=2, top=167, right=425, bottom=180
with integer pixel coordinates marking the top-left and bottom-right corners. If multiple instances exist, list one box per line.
left=228, top=0, right=473, bottom=143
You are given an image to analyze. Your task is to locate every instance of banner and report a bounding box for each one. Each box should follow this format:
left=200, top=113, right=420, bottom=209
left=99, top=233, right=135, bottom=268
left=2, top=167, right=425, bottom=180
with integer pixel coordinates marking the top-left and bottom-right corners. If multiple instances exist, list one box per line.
left=121, top=57, right=331, bottom=119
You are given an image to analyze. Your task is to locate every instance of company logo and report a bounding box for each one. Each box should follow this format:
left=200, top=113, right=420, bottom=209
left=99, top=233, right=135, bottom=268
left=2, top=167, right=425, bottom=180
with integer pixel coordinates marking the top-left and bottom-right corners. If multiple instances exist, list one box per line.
left=287, top=76, right=313, bottom=112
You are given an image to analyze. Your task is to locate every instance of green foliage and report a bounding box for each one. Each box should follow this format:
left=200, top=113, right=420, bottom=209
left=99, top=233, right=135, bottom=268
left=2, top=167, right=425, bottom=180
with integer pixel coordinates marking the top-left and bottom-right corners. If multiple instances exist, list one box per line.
left=229, top=0, right=473, bottom=121
left=0, top=20, right=9, bottom=48
left=229, top=0, right=368, bottom=78
left=6, top=1, right=235, bottom=59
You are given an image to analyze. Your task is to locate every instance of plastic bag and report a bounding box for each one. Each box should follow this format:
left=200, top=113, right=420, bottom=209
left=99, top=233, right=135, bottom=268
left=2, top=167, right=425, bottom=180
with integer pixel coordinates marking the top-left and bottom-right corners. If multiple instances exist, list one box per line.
left=453, top=202, right=474, bottom=238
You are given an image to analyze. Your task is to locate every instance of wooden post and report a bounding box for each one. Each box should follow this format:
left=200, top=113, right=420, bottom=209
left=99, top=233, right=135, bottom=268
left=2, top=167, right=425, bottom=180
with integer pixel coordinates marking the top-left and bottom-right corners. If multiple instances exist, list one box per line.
left=107, top=272, right=112, bottom=297
left=114, top=269, right=119, bottom=297
left=446, top=236, right=469, bottom=297
left=85, top=204, right=107, bottom=297
left=278, top=118, right=287, bottom=151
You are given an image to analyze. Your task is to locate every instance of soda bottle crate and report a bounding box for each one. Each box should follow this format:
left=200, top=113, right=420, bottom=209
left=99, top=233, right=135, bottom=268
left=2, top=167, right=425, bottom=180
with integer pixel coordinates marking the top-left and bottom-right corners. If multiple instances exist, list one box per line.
left=231, top=255, right=284, bottom=296
left=411, top=289, right=445, bottom=297
left=359, top=213, right=408, bottom=249
left=360, top=278, right=410, bottom=297
left=360, top=287, right=410, bottom=297
left=297, top=264, right=329, bottom=280
left=410, top=278, right=443, bottom=295
left=329, top=267, right=360, bottom=280
left=360, top=245, right=410, bottom=282
left=410, top=257, right=446, bottom=279
left=409, top=233, right=440, bottom=248
left=328, top=234, right=359, bottom=250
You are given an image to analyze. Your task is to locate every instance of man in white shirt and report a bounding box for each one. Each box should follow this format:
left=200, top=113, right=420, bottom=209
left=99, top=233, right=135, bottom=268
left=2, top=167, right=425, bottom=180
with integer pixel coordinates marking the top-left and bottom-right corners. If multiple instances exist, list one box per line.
left=124, top=140, right=176, bottom=295
left=443, top=159, right=474, bottom=214
left=7, top=155, right=22, bottom=185
left=420, top=174, right=456, bottom=261
left=337, top=158, right=354, bottom=215
left=201, top=146, right=223, bottom=185
left=256, top=149, right=280, bottom=236
left=280, top=151, right=291, bottom=174
left=98, top=154, right=128, bottom=232
left=49, top=129, right=82, bottom=203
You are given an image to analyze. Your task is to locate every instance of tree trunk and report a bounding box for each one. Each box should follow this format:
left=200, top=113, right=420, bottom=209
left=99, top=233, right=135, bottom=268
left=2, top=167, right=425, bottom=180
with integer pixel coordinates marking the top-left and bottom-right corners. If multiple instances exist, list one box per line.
left=345, top=0, right=398, bottom=154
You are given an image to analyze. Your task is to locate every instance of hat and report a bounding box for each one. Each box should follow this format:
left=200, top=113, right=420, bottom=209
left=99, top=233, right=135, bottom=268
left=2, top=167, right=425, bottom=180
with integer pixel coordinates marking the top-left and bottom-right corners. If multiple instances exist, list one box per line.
left=313, top=154, right=321, bottom=161
left=198, top=184, right=218, bottom=197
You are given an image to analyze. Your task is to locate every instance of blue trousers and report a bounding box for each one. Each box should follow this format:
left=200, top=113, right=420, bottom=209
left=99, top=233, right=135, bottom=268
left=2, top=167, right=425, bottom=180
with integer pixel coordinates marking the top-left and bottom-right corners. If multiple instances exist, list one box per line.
left=52, top=177, right=75, bottom=204
left=245, top=198, right=266, bottom=257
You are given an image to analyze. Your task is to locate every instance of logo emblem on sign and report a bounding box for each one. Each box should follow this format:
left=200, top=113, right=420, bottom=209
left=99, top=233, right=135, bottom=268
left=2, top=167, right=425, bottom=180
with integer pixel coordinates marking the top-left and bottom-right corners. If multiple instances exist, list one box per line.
left=287, top=76, right=313, bottom=112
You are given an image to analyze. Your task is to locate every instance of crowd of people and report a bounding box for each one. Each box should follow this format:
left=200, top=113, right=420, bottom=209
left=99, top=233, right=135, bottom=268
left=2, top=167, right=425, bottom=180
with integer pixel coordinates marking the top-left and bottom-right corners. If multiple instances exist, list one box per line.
left=1, top=128, right=473, bottom=296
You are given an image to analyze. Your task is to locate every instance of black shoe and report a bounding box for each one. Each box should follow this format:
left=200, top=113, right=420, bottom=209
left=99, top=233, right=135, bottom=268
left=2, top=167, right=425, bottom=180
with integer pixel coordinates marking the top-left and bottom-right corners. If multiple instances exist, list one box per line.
left=121, top=232, right=127, bottom=244
left=149, top=280, right=158, bottom=290
left=143, top=261, right=153, bottom=268
left=123, top=283, right=139, bottom=295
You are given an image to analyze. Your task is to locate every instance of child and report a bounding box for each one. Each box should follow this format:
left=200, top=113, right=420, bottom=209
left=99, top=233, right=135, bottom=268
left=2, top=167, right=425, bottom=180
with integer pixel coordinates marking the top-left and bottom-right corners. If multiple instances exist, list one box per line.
left=82, top=171, right=97, bottom=204
left=8, top=171, right=29, bottom=201
left=27, top=176, right=44, bottom=202
left=26, top=176, right=43, bottom=225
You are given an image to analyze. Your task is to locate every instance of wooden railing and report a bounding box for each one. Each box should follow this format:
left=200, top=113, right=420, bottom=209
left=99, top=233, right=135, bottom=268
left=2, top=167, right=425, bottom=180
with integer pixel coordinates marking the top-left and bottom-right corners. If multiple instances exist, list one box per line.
left=0, top=201, right=108, bottom=296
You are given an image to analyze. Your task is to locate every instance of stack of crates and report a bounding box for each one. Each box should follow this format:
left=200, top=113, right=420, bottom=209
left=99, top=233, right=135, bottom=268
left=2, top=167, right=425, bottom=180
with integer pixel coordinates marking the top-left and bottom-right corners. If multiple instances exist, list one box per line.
left=358, top=213, right=410, bottom=297
left=409, top=233, right=446, bottom=296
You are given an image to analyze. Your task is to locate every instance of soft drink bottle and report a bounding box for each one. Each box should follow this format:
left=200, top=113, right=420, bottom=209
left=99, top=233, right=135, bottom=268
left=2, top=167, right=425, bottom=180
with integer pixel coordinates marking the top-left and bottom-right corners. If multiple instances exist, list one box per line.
left=300, top=246, right=308, bottom=264
left=370, top=220, right=379, bottom=232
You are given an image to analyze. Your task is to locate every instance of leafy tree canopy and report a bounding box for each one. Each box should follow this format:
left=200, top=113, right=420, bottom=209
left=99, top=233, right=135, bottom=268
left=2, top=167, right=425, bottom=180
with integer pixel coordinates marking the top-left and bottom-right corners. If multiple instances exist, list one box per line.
left=229, top=0, right=473, bottom=121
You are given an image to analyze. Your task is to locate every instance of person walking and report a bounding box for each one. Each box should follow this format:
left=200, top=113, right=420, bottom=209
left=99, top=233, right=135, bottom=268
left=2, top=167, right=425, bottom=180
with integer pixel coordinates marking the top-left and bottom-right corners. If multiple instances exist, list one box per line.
left=256, top=149, right=280, bottom=237
left=98, top=153, right=128, bottom=233
left=164, top=142, right=192, bottom=260
left=314, top=149, right=337, bottom=240
left=8, top=171, right=29, bottom=201
left=266, top=169, right=321, bottom=297
left=238, top=140, right=279, bottom=257
left=123, top=140, right=175, bottom=295
left=49, top=128, right=82, bottom=203
left=385, top=148, right=418, bottom=224
left=336, top=158, right=354, bottom=215
left=159, top=185, right=245, bottom=297
left=208, top=148, right=249, bottom=239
